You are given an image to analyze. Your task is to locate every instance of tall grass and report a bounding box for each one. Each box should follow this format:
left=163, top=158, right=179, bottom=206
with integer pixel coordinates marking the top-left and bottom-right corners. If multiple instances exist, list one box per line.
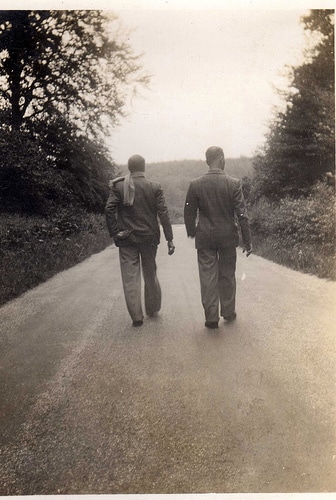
left=0, top=208, right=111, bottom=305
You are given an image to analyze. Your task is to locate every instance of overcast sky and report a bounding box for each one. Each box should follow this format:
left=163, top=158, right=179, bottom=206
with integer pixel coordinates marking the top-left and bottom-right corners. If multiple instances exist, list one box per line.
left=109, top=7, right=311, bottom=163
left=7, top=0, right=335, bottom=163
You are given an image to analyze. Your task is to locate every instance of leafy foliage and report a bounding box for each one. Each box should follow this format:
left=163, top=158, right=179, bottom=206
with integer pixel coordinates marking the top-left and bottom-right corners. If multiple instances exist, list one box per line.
left=0, top=10, right=146, bottom=214
left=0, top=127, right=114, bottom=214
left=41, top=119, right=115, bottom=212
left=247, top=10, right=335, bottom=279
left=0, top=10, right=148, bottom=136
left=0, top=208, right=111, bottom=305
left=252, top=10, right=335, bottom=199
left=0, top=129, right=72, bottom=214
left=247, top=182, right=335, bottom=279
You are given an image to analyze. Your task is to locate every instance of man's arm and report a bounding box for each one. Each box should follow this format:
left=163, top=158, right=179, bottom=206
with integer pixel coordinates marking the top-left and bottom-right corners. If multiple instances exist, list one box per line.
left=233, top=180, right=252, bottom=256
left=155, top=186, right=175, bottom=255
left=105, top=185, right=122, bottom=238
left=184, top=182, right=198, bottom=238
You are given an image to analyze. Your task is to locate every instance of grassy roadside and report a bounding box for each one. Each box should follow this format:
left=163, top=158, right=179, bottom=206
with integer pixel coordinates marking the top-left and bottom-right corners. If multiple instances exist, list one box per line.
left=250, top=233, right=335, bottom=280
left=246, top=182, right=335, bottom=280
left=0, top=208, right=111, bottom=306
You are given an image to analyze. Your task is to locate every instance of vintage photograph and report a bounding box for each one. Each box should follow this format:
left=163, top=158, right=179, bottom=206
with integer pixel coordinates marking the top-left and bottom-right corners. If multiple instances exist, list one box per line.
left=0, top=0, right=335, bottom=497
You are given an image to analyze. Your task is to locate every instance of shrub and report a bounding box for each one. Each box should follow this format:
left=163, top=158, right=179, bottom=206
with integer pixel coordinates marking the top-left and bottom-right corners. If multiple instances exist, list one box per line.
left=0, top=129, right=114, bottom=216
left=0, top=208, right=111, bottom=305
left=0, top=130, right=72, bottom=214
left=248, top=181, right=335, bottom=279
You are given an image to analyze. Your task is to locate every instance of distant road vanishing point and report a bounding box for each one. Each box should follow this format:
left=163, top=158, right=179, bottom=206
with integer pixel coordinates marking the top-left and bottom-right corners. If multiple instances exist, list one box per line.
left=0, top=225, right=335, bottom=495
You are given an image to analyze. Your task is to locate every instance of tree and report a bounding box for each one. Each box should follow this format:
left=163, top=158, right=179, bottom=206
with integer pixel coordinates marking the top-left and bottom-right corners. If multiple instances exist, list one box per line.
left=0, top=128, right=72, bottom=214
left=0, top=10, right=148, bottom=214
left=42, top=118, right=114, bottom=212
left=252, top=9, right=334, bottom=199
left=0, top=10, right=148, bottom=137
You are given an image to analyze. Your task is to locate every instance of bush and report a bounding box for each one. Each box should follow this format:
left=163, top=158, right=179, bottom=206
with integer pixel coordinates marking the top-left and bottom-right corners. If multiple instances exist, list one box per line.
left=248, top=182, right=335, bottom=279
left=0, top=128, right=114, bottom=215
left=0, top=130, right=72, bottom=215
left=0, top=208, right=111, bottom=305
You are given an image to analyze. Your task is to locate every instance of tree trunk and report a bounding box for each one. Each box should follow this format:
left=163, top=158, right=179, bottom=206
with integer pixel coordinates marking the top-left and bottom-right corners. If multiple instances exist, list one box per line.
left=9, top=13, right=27, bottom=131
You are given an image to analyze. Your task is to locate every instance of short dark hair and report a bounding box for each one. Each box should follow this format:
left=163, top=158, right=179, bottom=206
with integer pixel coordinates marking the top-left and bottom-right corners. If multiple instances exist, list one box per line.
left=128, top=154, right=145, bottom=172
left=205, top=146, right=224, bottom=166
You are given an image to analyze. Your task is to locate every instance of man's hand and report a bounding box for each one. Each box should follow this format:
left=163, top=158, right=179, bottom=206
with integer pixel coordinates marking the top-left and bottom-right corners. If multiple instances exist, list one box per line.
left=115, top=229, right=131, bottom=241
left=167, top=241, right=175, bottom=255
left=243, top=245, right=252, bottom=257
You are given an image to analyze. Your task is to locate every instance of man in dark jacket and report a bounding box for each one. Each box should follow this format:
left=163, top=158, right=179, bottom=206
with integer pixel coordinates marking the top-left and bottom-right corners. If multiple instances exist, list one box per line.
left=105, top=154, right=175, bottom=327
left=184, top=146, right=252, bottom=329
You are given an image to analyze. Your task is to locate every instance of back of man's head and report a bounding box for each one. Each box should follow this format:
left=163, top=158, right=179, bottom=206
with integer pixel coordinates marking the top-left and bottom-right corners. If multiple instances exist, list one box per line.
left=205, top=146, right=224, bottom=167
left=128, top=154, right=145, bottom=172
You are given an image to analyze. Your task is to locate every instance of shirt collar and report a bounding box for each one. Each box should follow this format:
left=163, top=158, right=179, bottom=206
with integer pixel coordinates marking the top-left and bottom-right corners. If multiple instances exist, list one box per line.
left=130, top=171, right=145, bottom=178
left=206, top=168, right=225, bottom=174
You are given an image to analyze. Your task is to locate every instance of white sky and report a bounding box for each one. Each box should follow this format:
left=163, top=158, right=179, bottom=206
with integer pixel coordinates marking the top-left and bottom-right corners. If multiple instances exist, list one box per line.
left=4, top=0, right=335, bottom=163
left=105, top=0, right=334, bottom=163
left=110, top=8, right=307, bottom=163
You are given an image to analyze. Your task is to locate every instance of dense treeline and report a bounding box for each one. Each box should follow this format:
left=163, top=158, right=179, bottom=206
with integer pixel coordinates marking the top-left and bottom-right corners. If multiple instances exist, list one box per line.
left=247, top=9, right=335, bottom=279
left=252, top=10, right=334, bottom=200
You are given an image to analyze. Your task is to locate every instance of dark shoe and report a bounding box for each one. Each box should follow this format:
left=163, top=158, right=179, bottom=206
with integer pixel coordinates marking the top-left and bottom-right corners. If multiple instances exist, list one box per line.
left=132, top=320, right=143, bottom=327
left=205, top=321, right=218, bottom=329
left=223, top=312, right=237, bottom=322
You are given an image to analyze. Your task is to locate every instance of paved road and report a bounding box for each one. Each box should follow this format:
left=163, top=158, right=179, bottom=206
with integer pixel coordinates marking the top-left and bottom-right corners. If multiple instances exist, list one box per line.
left=0, top=225, right=335, bottom=495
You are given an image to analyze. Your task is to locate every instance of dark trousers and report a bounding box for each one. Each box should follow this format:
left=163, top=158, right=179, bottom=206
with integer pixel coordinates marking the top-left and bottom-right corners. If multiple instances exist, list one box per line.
left=197, top=247, right=237, bottom=322
left=119, top=243, right=161, bottom=322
